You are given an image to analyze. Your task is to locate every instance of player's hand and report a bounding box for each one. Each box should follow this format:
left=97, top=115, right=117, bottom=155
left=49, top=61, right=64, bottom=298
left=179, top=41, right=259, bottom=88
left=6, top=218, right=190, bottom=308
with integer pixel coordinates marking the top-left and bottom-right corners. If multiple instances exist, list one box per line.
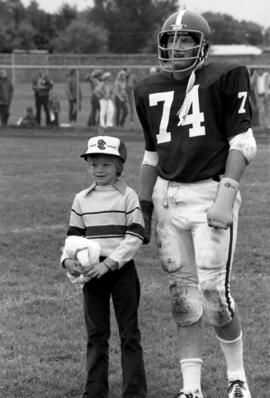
left=142, top=213, right=152, bottom=244
left=63, top=258, right=83, bottom=277
left=140, top=200, right=154, bottom=244
left=207, top=204, right=233, bottom=229
left=207, top=177, right=239, bottom=230
left=84, top=262, right=110, bottom=279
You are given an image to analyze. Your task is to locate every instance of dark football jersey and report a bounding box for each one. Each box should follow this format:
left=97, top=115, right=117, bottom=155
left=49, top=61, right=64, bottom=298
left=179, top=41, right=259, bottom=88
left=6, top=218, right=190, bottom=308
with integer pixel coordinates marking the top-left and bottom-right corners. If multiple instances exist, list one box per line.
left=134, top=61, right=252, bottom=182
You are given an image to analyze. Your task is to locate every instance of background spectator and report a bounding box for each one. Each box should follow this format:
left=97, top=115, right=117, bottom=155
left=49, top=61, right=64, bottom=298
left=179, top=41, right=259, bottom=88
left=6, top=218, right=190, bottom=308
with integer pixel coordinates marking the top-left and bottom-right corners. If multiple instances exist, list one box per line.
left=149, top=66, right=159, bottom=74
left=48, top=91, right=61, bottom=126
left=86, top=68, right=103, bottom=126
left=249, top=69, right=259, bottom=126
left=114, top=69, right=128, bottom=127
left=0, top=69, right=13, bottom=126
left=32, top=69, right=53, bottom=126
left=17, top=106, right=37, bottom=127
left=99, top=72, right=115, bottom=128
left=65, top=68, right=82, bottom=124
left=252, top=68, right=270, bottom=128
left=125, top=68, right=137, bottom=126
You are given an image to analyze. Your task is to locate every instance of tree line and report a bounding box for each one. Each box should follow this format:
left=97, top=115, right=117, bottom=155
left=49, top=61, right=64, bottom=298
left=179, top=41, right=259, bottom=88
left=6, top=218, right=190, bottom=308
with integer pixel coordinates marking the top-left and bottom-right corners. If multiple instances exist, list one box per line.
left=1, top=0, right=269, bottom=54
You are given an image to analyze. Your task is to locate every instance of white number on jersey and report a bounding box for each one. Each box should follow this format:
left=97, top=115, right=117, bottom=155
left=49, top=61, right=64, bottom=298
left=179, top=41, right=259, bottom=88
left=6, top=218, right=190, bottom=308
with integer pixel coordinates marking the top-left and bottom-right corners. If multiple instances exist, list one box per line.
left=149, top=85, right=205, bottom=144
left=238, top=91, right=248, bottom=114
left=149, top=91, right=173, bottom=144
left=178, top=85, right=206, bottom=137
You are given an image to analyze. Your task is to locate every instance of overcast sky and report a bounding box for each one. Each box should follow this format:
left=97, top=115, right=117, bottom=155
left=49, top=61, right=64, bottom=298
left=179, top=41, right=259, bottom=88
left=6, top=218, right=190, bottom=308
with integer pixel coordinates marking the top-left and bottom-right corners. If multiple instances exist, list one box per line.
left=21, top=0, right=270, bottom=28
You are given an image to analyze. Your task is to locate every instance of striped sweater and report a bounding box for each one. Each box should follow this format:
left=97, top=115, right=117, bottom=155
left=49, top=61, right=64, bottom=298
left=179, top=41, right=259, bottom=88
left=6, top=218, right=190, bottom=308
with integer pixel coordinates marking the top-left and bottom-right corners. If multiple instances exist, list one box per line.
left=61, top=179, right=144, bottom=269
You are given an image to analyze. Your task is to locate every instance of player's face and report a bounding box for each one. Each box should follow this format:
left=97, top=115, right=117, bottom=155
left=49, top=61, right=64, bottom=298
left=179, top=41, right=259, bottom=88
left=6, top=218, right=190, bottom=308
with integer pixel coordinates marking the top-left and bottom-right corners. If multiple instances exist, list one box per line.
left=167, top=33, right=197, bottom=70
left=86, top=155, right=118, bottom=186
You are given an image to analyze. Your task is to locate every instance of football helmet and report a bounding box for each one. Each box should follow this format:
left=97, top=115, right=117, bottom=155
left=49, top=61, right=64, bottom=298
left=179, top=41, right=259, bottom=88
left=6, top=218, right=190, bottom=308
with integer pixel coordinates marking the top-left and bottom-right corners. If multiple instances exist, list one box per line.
left=158, top=9, right=210, bottom=74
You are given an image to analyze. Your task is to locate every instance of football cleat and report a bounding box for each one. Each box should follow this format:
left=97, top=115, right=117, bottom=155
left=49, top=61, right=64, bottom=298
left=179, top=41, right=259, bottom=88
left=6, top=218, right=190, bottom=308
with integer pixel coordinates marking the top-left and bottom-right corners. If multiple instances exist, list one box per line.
left=174, top=389, right=204, bottom=398
left=228, top=380, right=251, bottom=398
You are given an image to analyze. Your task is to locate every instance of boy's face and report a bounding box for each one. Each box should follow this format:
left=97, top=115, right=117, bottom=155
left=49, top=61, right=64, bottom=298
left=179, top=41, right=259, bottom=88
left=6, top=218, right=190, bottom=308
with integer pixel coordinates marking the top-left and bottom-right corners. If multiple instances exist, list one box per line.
left=86, top=155, right=118, bottom=186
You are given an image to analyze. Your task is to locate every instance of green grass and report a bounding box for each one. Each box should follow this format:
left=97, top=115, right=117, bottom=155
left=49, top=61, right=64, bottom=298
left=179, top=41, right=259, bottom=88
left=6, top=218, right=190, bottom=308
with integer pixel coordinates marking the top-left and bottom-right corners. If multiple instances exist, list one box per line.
left=0, top=127, right=269, bottom=398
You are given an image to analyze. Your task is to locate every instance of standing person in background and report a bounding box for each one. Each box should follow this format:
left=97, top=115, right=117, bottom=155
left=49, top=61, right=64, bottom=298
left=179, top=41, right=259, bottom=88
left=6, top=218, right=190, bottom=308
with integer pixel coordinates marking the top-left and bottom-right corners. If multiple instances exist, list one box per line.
left=125, top=68, right=137, bottom=126
left=135, top=9, right=256, bottom=398
left=86, top=68, right=103, bottom=126
left=114, top=70, right=129, bottom=128
left=32, top=70, right=53, bottom=126
left=0, top=69, right=13, bottom=126
left=252, top=68, right=270, bottom=128
left=66, top=68, right=82, bottom=124
left=48, top=91, right=61, bottom=127
left=149, top=66, right=160, bottom=74
left=249, top=69, right=259, bottom=126
left=99, top=72, right=115, bottom=128
left=32, top=69, right=53, bottom=126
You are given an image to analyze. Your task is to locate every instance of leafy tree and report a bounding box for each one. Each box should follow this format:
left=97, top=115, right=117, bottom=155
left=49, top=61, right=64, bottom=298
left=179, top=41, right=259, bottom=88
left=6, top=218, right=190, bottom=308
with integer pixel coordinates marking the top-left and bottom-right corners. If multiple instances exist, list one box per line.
left=12, top=21, right=36, bottom=50
left=0, top=0, right=266, bottom=53
left=54, top=4, right=78, bottom=31
left=240, top=21, right=264, bottom=46
left=263, top=27, right=270, bottom=46
left=51, top=19, right=108, bottom=53
left=0, top=24, right=16, bottom=52
left=24, top=1, right=56, bottom=50
left=89, top=0, right=178, bottom=53
left=203, top=12, right=263, bottom=46
left=6, top=0, right=26, bottom=28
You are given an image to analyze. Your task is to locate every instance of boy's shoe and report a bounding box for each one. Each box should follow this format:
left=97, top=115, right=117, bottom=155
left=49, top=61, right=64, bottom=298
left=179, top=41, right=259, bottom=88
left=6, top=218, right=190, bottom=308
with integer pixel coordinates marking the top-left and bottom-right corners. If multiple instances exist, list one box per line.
left=228, top=380, right=251, bottom=398
left=174, top=389, right=204, bottom=398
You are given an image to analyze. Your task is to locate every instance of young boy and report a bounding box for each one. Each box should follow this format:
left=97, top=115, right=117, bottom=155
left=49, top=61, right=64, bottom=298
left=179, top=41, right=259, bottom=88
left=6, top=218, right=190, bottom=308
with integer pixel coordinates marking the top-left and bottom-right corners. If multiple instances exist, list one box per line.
left=61, top=135, right=147, bottom=398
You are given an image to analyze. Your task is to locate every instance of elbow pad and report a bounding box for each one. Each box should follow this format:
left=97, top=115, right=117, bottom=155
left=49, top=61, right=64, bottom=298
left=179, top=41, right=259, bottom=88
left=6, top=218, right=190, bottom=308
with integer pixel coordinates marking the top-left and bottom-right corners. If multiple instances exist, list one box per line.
left=142, top=150, right=159, bottom=167
left=229, top=128, right=257, bottom=164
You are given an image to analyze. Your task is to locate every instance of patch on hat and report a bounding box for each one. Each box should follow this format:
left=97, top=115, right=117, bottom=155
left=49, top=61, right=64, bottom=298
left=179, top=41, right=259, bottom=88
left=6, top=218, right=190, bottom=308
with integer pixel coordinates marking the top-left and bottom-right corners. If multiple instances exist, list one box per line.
left=97, top=139, right=106, bottom=150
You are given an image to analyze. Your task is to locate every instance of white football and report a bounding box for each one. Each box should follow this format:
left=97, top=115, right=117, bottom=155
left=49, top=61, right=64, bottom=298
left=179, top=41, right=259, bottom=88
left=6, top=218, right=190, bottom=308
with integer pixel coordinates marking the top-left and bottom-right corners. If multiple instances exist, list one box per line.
left=76, top=247, right=90, bottom=267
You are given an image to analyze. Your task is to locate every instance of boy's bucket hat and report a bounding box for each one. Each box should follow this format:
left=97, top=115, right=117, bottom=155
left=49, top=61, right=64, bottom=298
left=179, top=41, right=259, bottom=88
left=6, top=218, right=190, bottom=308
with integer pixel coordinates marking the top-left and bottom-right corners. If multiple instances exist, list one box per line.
left=81, top=136, right=127, bottom=163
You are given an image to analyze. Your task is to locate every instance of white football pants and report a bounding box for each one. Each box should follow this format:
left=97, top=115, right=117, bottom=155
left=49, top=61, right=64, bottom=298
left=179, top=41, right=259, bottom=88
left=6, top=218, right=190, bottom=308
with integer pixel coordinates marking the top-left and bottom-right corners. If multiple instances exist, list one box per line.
left=152, top=176, right=242, bottom=327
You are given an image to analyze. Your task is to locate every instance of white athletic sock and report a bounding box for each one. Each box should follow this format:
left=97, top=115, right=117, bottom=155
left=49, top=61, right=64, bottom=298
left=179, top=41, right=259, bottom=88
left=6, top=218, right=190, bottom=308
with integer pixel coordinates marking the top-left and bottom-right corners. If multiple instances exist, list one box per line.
left=180, top=358, right=202, bottom=392
left=217, top=332, right=247, bottom=382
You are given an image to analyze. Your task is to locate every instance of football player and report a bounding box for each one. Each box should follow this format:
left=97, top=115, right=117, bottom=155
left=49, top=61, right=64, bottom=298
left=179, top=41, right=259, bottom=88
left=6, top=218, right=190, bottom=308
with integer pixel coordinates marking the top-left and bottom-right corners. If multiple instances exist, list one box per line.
left=134, top=9, right=256, bottom=398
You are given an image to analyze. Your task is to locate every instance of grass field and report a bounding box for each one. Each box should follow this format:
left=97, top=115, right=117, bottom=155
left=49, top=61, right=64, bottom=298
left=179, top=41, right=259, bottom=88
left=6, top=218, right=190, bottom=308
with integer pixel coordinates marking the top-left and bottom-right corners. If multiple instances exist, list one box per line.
left=0, top=126, right=269, bottom=398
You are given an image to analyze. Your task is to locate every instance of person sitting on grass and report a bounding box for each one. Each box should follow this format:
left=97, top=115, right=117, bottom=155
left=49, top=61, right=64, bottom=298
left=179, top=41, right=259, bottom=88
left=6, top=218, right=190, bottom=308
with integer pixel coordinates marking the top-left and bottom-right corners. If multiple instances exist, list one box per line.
left=60, top=135, right=147, bottom=398
left=17, top=106, right=38, bottom=127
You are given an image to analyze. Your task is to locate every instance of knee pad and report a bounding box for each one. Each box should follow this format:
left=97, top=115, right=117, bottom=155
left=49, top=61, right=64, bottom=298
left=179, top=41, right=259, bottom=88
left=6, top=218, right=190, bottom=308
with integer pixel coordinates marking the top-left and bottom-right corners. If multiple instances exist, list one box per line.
left=169, top=283, right=203, bottom=327
left=200, top=282, right=235, bottom=327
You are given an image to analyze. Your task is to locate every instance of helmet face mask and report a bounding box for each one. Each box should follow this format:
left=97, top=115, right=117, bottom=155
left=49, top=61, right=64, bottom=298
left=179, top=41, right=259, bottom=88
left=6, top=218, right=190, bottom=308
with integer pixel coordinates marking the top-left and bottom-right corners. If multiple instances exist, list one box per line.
left=158, top=29, right=204, bottom=73
left=158, top=10, right=210, bottom=74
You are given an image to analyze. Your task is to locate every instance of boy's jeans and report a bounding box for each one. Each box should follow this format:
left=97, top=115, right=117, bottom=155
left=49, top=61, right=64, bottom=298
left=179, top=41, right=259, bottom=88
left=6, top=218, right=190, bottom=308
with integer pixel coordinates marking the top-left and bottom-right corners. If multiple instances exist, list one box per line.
left=82, top=260, right=147, bottom=398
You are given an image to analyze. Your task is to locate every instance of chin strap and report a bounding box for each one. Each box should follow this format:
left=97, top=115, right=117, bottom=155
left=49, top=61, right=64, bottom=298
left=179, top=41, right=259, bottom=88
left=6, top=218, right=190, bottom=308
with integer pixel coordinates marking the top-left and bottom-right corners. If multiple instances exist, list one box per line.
left=176, top=59, right=205, bottom=126
left=177, top=69, right=196, bottom=126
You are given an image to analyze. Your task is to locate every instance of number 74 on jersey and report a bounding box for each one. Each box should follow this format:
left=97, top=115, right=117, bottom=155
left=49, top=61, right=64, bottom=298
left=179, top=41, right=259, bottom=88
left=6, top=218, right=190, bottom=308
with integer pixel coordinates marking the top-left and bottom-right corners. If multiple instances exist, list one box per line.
left=149, top=85, right=248, bottom=144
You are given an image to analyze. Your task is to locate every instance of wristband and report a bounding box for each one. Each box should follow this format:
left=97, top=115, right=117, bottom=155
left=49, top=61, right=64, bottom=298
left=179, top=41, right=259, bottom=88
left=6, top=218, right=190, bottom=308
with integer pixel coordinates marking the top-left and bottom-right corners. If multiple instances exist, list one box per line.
left=207, top=177, right=239, bottom=229
left=103, top=257, right=118, bottom=271
left=140, top=199, right=154, bottom=217
left=216, top=177, right=239, bottom=208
